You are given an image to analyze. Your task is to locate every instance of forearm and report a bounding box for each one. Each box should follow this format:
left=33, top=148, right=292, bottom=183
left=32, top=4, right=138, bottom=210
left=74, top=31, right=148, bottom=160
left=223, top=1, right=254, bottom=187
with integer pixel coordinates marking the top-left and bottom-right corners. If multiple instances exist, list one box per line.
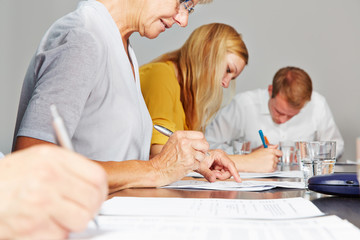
left=101, top=131, right=211, bottom=192
left=96, top=160, right=162, bottom=194
left=13, top=136, right=54, bottom=151
left=228, top=147, right=280, bottom=173
left=229, top=154, right=248, bottom=172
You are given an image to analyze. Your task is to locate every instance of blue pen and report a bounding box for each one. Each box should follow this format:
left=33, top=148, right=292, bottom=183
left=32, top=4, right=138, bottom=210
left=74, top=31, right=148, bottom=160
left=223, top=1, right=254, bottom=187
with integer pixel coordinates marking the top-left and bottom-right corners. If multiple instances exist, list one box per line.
left=258, top=130, right=268, bottom=148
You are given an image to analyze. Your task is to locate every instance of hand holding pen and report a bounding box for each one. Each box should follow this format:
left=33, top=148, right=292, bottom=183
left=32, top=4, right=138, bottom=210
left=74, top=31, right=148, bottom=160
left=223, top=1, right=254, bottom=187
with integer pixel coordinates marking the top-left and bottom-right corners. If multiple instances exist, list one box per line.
left=257, top=129, right=282, bottom=171
left=50, top=104, right=102, bottom=228
left=154, top=125, right=210, bottom=157
left=153, top=125, right=241, bottom=182
left=150, top=124, right=210, bottom=184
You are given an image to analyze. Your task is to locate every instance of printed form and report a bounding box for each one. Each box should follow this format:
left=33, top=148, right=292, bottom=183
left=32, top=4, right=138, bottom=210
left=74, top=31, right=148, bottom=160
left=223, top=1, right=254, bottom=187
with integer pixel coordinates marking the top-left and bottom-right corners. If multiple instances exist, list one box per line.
left=100, top=197, right=321, bottom=219
left=70, top=197, right=360, bottom=240
left=162, top=179, right=305, bottom=191
left=187, top=170, right=304, bottom=179
left=72, top=215, right=360, bottom=240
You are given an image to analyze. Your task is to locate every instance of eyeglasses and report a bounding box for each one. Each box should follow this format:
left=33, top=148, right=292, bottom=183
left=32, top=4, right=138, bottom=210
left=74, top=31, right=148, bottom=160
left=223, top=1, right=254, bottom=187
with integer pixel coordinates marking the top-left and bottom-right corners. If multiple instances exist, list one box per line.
left=179, top=0, right=195, bottom=15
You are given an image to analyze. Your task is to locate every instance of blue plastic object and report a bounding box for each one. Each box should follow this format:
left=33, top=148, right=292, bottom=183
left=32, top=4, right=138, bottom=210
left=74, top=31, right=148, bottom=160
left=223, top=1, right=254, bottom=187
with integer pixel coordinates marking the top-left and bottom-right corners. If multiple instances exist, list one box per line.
left=308, top=173, right=360, bottom=197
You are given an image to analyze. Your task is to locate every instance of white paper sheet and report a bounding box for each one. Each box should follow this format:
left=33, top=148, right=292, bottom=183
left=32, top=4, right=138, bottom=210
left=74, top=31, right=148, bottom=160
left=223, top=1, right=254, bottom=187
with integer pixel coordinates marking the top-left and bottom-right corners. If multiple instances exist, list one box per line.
left=162, top=179, right=305, bottom=191
left=100, top=197, right=321, bottom=219
left=70, top=215, right=360, bottom=240
left=187, top=170, right=303, bottom=179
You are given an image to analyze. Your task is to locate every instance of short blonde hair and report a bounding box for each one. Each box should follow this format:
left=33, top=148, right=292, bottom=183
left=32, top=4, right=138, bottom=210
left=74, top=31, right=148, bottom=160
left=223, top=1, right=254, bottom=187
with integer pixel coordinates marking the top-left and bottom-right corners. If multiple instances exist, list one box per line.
left=153, top=23, right=248, bottom=131
left=272, top=66, right=312, bottom=109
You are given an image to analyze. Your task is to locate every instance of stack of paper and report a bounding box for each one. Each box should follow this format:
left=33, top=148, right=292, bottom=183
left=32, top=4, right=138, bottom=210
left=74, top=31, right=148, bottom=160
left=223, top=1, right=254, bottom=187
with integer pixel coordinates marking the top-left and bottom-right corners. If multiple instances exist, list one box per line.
left=182, top=170, right=305, bottom=191
left=162, top=179, right=305, bottom=191
left=75, top=215, right=360, bottom=240
left=71, top=197, right=360, bottom=239
left=100, top=197, right=320, bottom=219
left=187, top=170, right=303, bottom=179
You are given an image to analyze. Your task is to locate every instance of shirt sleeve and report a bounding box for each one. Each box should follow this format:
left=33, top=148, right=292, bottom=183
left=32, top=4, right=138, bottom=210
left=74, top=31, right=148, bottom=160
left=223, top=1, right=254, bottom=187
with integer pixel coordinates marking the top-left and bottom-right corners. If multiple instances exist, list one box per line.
left=17, top=28, right=104, bottom=143
left=140, top=63, right=179, bottom=145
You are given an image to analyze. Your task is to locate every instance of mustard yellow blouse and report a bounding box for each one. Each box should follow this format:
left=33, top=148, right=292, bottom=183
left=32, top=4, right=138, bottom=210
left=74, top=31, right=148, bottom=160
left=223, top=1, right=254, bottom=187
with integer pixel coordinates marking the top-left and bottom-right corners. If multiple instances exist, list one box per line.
left=140, top=61, right=188, bottom=145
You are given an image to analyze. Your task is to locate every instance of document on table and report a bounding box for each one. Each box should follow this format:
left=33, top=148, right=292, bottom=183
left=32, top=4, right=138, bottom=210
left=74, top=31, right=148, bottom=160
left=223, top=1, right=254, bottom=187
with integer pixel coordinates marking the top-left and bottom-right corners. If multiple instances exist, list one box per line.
left=162, top=179, right=305, bottom=191
left=187, top=170, right=303, bottom=178
left=71, top=215, right=360, bottom=240
left=100, top=197, right=321, bottom=219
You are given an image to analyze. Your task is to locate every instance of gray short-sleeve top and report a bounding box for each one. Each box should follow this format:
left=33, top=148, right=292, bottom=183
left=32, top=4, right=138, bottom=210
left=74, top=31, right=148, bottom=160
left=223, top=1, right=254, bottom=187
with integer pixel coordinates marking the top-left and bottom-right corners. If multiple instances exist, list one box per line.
left=14, top=0, right=153, bottom=162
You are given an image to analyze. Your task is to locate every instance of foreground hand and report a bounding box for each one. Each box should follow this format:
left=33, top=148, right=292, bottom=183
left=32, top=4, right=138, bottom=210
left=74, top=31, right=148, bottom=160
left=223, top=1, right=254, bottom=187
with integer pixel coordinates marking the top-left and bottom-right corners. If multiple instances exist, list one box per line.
left=150, top=131, right=209, bottom=186
left=196, top=149, right=241, bottom=183
left=239, top=145, right=282, bottom=172
left=0, top=145, right=108, bottom=239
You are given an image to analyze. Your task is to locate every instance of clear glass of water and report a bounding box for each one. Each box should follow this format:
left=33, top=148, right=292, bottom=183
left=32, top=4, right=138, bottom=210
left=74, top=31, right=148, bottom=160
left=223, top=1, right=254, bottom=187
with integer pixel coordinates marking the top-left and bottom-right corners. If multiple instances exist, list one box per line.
left=279, top=141, right=295, bottom=163
left=232, top=138, right=251, bottom=155
left=297, top=141, right=336, bottom=189
left=296, top=141, right=313, bottom=188
left=308, top=141, right=336, bottom=175
left=279, top=141, right=295, bottom=171
left=301, top=159, right=321, bottom=187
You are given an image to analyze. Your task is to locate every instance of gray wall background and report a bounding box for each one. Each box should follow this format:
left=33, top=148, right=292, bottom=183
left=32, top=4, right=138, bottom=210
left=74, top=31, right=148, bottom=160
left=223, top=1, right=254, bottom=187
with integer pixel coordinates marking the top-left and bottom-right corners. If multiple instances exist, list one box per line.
left=1, top=0, right=359, bottom=161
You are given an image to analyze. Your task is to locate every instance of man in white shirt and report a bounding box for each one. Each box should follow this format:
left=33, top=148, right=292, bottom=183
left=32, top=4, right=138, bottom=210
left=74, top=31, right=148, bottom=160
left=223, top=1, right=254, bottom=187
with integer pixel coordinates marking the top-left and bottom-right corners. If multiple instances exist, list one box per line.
left=205, top=66, right=344, bottom=158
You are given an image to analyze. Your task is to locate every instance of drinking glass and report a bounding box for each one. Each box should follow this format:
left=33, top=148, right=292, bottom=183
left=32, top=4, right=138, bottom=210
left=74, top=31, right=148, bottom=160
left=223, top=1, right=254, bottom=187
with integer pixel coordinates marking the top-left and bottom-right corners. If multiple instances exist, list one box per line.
left=308, top=141, right=336, bottom=175
left=279, top=141, right=295, bottom=171
left=295, top=141, right=314, bottom=188
left=232, top=138, right=251, bottom=155
left=297, top=141, right=336, bottom=189
left=279, top=141, right=296, bottom=164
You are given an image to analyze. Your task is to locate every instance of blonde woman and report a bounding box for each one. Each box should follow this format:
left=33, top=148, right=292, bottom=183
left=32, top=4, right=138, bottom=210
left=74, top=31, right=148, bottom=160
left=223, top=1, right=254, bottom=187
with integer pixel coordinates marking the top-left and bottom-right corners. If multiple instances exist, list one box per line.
left=141, top=23, right=281, bottom=172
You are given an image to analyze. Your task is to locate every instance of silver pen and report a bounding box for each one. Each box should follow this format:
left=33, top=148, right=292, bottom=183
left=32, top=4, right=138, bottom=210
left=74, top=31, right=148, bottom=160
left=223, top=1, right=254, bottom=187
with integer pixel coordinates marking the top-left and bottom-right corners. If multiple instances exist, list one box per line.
left=154, top=124, right=173, bottom=137
left=153, top=124, right=210, bottom=156
left=50, top=105, right=74, bottom=151
left=50, top=104, right=99, bottom=228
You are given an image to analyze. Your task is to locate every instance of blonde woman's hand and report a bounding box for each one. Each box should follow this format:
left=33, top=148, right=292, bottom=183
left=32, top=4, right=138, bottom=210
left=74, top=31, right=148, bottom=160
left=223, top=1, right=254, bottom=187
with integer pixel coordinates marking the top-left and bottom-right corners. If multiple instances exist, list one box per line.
left=237, top=146, right=282, bottom=173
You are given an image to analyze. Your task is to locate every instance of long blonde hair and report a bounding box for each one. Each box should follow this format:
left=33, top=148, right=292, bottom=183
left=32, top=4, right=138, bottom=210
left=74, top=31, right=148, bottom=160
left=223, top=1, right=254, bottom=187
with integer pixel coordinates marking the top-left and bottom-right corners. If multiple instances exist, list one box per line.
left=152, top=23, right=248, bottom=131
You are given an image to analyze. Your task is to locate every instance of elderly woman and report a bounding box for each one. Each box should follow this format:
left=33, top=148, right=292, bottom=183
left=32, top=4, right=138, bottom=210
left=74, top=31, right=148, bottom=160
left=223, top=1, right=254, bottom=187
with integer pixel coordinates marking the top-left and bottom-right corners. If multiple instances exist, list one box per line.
left=140, top=23, right=282, bottom=172
left=14, top=0, right=240, bottom=194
